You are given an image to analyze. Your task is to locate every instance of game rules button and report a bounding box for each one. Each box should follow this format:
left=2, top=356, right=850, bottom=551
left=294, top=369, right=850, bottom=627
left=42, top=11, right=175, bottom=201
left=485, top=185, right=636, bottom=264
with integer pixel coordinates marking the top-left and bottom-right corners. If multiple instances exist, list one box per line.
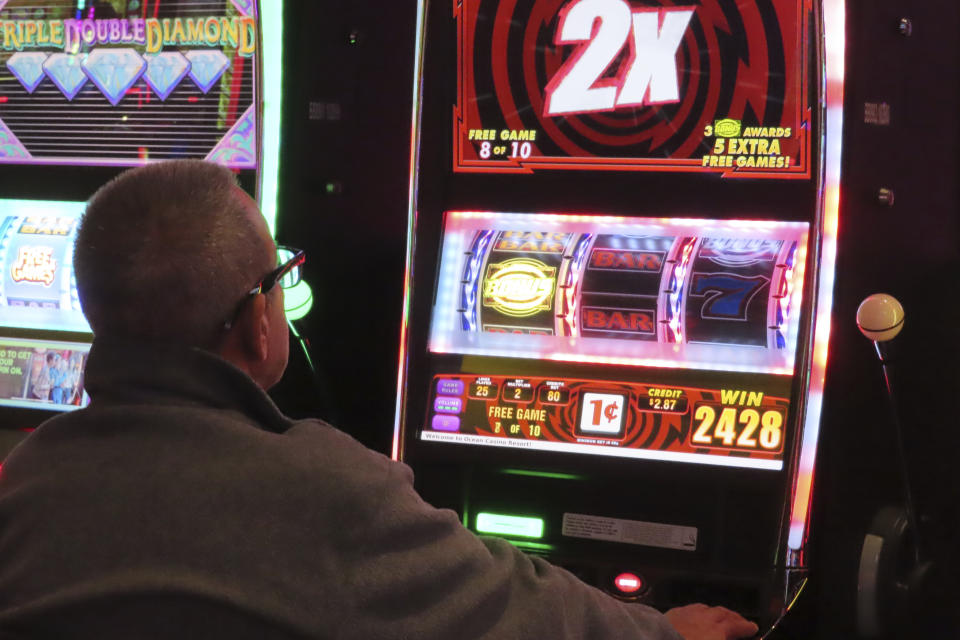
left=431, top=415, right=461, bottom=432
left=436, top=378, right=465, bottom=396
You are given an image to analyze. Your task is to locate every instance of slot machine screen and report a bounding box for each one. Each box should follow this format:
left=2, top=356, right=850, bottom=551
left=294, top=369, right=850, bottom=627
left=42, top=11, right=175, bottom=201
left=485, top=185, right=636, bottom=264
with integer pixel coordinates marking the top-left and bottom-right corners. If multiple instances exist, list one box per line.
left=0, top=0, right=258, bottom=169
left=454, top=0, right=813, bottom=177
left=420, top=211, right=808, bottom=471
left=0, top=336, right=89, bottom=411
left=0, top=199, right=88, bottom=334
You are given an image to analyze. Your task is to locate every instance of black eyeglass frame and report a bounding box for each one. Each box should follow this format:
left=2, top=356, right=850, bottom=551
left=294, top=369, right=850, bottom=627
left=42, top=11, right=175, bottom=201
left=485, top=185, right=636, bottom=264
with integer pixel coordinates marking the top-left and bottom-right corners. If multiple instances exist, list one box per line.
left=224, top=247, right=306, bottom=331
left=248, top=247, right=306, bottom=297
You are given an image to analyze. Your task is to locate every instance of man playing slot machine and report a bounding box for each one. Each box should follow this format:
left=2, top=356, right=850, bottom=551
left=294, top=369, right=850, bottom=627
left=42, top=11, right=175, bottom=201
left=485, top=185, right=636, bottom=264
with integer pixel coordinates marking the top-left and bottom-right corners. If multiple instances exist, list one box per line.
left=0, top=161, right=758, bottom=640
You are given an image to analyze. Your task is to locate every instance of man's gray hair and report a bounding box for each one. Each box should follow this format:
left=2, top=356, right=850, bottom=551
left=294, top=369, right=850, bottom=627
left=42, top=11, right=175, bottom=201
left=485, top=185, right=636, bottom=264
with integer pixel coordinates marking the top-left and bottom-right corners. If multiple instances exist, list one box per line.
left=74, top=160, right=270, bottom=348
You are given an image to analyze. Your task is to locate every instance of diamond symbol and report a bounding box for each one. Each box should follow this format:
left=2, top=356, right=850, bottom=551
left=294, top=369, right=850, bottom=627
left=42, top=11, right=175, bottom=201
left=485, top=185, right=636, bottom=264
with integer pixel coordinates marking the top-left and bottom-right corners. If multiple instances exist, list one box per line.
left=7, top=52, right=49, bottom=93
left=43, top=54, right=88, bottom=100
left=230, top=0, right=255, bottom=15
left=143, top=52, right=190, bottom=101
left=81, top=48, right=146, bottom=106
left=185, top=50, right=230, bottom=94
left=207, top=104, right=256, bottom=168
left=0, top=120, right=31, bottom=160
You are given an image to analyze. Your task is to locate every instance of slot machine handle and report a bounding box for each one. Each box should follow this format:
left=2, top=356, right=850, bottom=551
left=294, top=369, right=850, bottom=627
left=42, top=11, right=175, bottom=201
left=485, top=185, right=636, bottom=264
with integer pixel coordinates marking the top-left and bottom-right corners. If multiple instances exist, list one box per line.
left=854, top=294, right=935, bottom=637
left=855, top=294, right=919, bottom=557
left=856, top=293, right=904, bottom=358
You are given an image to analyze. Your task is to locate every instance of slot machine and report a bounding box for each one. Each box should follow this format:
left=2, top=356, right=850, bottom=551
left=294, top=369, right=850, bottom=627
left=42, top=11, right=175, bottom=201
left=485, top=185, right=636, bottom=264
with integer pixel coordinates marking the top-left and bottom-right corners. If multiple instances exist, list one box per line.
left=395, top=0, right=844, bottom=625
left=0, top=0, right=292, bottom=456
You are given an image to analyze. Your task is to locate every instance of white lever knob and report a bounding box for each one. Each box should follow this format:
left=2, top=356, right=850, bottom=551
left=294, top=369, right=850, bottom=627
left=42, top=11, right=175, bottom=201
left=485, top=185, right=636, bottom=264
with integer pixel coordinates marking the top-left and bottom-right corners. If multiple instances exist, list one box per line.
left=857, top=294, right=905, bottom=342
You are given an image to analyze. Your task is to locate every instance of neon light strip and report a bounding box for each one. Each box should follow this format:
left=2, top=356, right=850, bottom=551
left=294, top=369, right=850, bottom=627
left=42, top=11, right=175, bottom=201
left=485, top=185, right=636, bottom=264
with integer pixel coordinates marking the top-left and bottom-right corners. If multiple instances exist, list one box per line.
left=422, top=431, right=784, bottom=471
left=499, top=468, right=584, bottom=481
left=771, top=239, right=807, bottom=359
left=0, top=398, right=81, bottom=413
left=666, top=238, right=696, bottom=343
left=448, top=211, right=803, bottom=229
left=788, top=0, right=844, bottom=551
left=393, top=0, right=429, bottom=460
left=0, top=157, right=246, bottom=168
left=461, top=231, right=493, bottom=332
left=258, top=0, right=283, bottom=236
left=561, top=234, right=591, bottom=336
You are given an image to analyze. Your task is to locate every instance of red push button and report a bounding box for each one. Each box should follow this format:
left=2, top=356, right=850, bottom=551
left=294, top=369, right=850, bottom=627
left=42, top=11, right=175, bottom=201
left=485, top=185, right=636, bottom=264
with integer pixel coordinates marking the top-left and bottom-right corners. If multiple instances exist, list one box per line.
left=613, top=572, right=644, bottom=594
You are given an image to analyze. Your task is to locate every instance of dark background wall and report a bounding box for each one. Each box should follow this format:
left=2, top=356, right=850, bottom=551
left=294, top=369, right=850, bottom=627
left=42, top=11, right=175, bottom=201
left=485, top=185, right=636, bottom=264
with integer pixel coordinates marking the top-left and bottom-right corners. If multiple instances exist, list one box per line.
left=269, top=0, right=417, bottom=455
left=804, top=1, right=960, bottom=637
left=266, top=0, right=958, bottom=636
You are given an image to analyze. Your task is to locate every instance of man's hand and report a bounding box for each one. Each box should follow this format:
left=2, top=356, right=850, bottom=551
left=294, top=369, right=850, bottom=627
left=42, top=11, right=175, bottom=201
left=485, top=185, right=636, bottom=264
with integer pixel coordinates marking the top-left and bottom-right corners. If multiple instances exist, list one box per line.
left=665, top=603, right=759, bottom=640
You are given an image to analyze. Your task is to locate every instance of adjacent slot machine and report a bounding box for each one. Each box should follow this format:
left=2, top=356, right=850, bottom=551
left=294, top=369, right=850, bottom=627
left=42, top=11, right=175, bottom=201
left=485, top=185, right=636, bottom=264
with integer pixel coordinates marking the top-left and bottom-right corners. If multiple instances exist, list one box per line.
left=395, top=0, right=844, bottom=625
left=0, top=198, right=90, bottom=435
left=0, top=0, right=290, bottom=454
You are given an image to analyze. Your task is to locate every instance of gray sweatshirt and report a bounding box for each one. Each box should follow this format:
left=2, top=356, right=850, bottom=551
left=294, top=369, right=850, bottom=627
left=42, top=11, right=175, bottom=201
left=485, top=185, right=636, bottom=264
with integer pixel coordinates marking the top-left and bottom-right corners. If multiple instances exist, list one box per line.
left=0, top=338, right=682, bottom=640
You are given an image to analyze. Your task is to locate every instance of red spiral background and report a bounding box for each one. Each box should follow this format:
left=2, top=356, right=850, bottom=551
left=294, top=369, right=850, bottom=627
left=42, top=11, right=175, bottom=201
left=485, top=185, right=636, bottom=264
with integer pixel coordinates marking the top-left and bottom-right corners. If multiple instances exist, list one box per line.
left=456, top=0, right=811, bottom=175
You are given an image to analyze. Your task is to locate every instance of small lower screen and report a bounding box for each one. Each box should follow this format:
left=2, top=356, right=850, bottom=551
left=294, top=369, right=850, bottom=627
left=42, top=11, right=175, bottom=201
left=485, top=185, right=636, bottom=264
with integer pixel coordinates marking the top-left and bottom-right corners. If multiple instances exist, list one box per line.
left=0, top=336, right=90, bottom=412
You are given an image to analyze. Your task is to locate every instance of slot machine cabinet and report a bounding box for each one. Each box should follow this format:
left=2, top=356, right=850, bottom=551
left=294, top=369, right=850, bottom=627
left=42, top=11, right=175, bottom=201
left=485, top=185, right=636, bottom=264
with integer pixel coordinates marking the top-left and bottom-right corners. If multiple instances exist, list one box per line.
left=0, top=199, right=93, bottom=456
left=394, top=0, right=843, bottom=621
left=394, top=0, right=844, bottom=624
left=0, top=1, right=285, bottom=449
left=393, top=0, right=843, bottom=621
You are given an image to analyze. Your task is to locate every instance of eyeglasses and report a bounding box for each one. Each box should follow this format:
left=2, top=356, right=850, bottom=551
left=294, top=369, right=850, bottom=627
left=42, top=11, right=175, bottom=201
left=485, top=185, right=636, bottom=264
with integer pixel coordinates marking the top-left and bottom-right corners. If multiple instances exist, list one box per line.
left=250, top=246, right=305, bottom=296
left=224, top=246, right=306, bottom=330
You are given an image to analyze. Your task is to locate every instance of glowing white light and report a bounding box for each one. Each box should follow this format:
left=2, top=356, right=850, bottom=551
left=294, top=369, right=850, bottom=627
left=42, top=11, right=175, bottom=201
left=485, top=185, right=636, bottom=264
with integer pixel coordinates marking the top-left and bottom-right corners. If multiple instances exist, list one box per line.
left=393, top=0, right=429, bottom=461
left=421, top=431, right=783, bottom=471
left=788, top=0, right=845, bottom=552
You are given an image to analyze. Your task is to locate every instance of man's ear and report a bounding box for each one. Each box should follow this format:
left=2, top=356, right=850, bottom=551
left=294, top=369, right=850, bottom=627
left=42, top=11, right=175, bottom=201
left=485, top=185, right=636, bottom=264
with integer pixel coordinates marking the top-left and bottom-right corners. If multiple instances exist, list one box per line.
left=216, top=295, right=268, bottom=377
left=242, top=293, right=270, bottom=364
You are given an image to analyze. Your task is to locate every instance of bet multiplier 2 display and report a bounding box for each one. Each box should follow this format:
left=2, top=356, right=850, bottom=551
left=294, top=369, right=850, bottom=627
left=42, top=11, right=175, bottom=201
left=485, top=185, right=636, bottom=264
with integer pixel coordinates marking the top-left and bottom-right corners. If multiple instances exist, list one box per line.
left=396, top=0, right=845, bottom=626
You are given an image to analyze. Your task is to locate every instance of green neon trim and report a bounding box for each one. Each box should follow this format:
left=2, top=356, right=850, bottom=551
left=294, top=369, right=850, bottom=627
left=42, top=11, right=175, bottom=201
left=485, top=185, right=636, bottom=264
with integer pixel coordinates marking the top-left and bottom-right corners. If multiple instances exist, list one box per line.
left=476, top=513, right=544, bottom=539
left=499, top=469, right=583, bottom=481
left=283, top=280, right=313, bottom=321
left=287, top=318, right=316, bottom=372
left=509, top=540, right=556, bottom=552
left=259, top=0, right=283, bottom=236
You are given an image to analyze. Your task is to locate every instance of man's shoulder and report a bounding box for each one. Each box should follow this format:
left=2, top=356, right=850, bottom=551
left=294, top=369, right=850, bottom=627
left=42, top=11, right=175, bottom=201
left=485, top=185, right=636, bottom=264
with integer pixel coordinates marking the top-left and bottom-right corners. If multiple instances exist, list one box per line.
left=269, top=417, right=403, bottom=489
left=9, top=403, right=399, bottom=492
left=1, top=407, right=405, bottom=539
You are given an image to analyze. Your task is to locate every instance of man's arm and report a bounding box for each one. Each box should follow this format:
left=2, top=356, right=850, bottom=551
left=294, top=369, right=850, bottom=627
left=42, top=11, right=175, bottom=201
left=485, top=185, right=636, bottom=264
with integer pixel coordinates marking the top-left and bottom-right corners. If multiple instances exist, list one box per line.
left=666, top=605, right=759, bottom=640
left=341, top=455, right=683, bottom=640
